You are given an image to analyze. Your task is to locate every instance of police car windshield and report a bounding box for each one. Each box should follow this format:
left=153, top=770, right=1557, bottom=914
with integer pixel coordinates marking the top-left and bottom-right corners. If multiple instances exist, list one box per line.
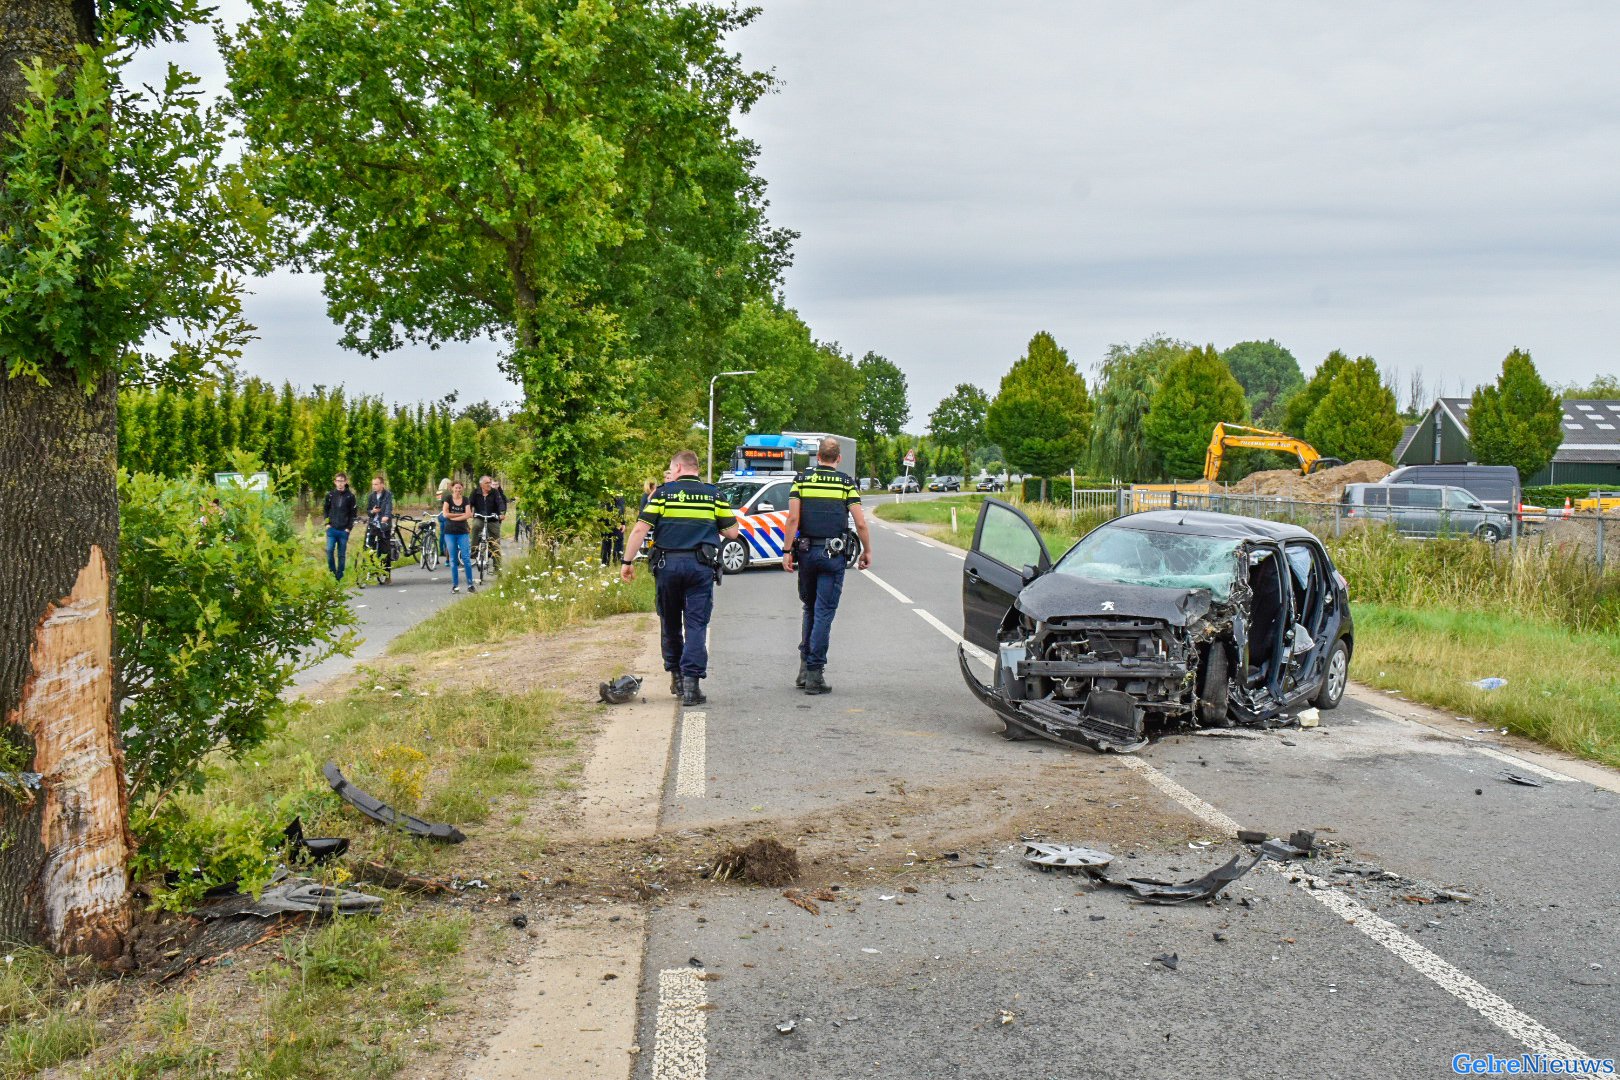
left=716, top=480, right=763, bottom=506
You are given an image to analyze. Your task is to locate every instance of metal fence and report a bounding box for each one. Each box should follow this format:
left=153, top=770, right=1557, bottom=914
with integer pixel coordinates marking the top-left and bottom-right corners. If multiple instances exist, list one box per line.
left=1054, top=486, right=1614, bottom=573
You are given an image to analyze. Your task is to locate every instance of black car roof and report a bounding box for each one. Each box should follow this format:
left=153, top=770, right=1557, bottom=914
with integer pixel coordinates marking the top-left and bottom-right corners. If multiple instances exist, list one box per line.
left=1105, top=509, right=1317, bottom=542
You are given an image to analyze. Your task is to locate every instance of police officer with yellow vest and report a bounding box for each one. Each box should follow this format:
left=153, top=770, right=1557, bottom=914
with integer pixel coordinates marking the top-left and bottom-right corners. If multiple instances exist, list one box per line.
left=782, top=437, right=873, bottom=695
left=621, top=450, right=741, bottom=706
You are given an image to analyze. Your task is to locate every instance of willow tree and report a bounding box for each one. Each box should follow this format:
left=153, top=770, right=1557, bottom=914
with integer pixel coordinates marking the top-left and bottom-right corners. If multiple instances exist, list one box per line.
left=226, top=0, right=785, bottom=528
left=1, top=0, right=256, bottom=955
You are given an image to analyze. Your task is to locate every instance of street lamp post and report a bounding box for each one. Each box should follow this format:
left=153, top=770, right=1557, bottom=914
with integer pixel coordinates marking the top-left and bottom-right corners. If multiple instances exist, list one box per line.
left=707, top=370, right=757, bottom=482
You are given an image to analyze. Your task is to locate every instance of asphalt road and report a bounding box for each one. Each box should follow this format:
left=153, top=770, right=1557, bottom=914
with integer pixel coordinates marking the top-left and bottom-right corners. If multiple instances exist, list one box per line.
left=631, top=511, right=1620, bottom=1079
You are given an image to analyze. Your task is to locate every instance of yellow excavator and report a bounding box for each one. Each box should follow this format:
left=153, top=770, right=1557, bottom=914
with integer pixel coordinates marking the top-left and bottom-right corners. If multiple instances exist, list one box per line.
left=1203, top=423, right=1344, bottom=483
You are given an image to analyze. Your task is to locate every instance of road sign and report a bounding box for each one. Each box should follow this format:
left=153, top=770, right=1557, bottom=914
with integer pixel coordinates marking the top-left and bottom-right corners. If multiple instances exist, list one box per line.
left=903, top=449, right=916, bottom=466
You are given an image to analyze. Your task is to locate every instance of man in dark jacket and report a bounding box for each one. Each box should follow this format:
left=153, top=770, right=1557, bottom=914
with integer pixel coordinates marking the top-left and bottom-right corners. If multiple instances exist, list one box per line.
left=322, top=472, right=358, bottom=579
left=469, top=474, right=508, bottom=573
left=365, top=474, right=395, bottom=579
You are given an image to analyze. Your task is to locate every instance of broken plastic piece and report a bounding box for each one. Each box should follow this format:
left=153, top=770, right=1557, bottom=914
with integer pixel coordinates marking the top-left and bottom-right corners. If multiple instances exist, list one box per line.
left=1236, top=829, right=1269, bottom=844
left=1022, top=842, right=1113, bottom=874
left=775, top=1020, right=797, bottom=1035
left=1472, top=677, right=1508, bottom=691
left=1498, top=770, right=1543, bottom=788
left=283, top=817, right=349, bottom=864
left=1114, top=852, right=1265, bottom=905
left=598, top=674, right=642, bottom=704
left=323, top=761, right=467, bottom=843
left=1287, top=830, right=1316, bottom=854
left=1260, top=839, right=1307, bottom=861
left=1154, top=952, right=1179, bottom=971
left=197, top=878, right=383, bottom=920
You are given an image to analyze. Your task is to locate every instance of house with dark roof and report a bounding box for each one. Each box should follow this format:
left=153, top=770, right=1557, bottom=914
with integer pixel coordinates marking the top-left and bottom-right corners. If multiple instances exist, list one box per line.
left=1395, top=397, right=1620, bottom=486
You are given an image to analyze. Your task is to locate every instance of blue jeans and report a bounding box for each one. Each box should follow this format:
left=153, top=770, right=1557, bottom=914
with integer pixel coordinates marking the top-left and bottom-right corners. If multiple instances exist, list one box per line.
left=655, top=554, right=715, bottom=678
left=325, top=527, right=350, bottom=579
left=797, top=547, right=847, bottom=670
left=444, top=532, right=472, bottom=587
left=438, top=513, right=448, bottom=554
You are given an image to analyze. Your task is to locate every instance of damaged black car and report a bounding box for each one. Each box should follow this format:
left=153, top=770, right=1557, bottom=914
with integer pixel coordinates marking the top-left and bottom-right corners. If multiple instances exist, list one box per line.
left=959, top=501, right=1352, bottom=753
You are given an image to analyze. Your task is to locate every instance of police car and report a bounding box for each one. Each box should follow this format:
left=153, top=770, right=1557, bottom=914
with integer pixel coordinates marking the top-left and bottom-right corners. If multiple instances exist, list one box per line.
left=714, top=475, right=865, bottom=573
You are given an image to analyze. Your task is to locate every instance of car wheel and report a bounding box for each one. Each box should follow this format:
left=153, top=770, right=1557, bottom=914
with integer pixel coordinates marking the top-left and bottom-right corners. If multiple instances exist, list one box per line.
left=1195, top=645, right=1231, bottom=726
left=1476, top=524, right=1503, bottom=543
left=1312, top=637, right=1350, bottom=710
left=720, top=537, right=749, bottom=574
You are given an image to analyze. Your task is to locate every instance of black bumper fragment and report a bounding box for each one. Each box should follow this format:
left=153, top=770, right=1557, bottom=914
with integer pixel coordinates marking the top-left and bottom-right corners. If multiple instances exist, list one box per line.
left=958, top=645, right=1149, bottom=754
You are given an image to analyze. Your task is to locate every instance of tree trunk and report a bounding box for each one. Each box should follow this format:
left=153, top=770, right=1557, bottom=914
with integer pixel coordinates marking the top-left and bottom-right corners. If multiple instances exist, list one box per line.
left=1, top=0, right=133, bottom=960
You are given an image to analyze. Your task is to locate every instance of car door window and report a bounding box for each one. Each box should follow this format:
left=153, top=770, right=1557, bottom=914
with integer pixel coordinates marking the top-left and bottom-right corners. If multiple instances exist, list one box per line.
left=975, top=501, right=1047, bottom=572
left=755, top=483, right=791, bottom=513
left=1444, top=488, right=1475, bottom=510
left=1408, top=487, right=1442, bottom=508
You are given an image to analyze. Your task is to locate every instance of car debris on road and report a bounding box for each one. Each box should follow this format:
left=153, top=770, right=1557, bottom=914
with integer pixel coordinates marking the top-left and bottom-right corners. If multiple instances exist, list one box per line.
left=324, top=761, right=467, bottom=842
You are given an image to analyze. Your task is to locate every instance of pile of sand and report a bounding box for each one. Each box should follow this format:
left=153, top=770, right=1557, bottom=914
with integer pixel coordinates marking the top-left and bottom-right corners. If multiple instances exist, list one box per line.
left=1226, top=459, right=1393, bottom=499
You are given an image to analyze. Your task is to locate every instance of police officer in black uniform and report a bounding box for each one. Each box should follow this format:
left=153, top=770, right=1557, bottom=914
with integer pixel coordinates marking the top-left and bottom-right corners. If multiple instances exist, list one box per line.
left=782, top=437, right=873, bottom=695
left=621, top=450, right=741, bottom=706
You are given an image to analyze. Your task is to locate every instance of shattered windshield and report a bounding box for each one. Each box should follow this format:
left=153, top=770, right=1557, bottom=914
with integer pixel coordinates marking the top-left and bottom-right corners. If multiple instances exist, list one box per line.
left=1054, top=526, right=1242, bottom=601
left=716, top=481, right=763, bottom=507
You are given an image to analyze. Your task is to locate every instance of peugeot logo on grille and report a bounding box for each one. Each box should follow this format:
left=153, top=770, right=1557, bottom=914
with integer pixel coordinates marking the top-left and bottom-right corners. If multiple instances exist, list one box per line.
left=1100, top=600, right=1115, bottom=611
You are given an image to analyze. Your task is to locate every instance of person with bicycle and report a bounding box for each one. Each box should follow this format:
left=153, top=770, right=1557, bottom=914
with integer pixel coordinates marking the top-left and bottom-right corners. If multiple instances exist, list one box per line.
left=442, top=480, right=476, bottom=593
left=469, top=474, right=507, bottom=574
left=364, top=474, right=394, bottom=580
left=322, top=472, right=358, bottom=579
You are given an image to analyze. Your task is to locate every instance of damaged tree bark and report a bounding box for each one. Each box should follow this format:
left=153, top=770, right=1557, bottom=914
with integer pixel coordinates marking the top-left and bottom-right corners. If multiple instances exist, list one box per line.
left=0, top=0, right=133, bottom=959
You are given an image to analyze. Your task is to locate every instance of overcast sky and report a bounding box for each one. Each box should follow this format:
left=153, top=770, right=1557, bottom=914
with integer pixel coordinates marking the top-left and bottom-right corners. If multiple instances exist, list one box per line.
left=139, top=1, right=1620, bottom=422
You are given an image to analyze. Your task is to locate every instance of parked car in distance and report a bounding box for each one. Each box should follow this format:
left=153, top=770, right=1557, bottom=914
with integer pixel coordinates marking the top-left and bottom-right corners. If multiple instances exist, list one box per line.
left=929, top=475, right=962, bottom=492
left=1383, top=465, right=1521, bottom=515
left=857, top=476, right=884, bottom=492
left=1342, top=483, right=1512, bottom=542
left=890, top=475, right=922, bottom=493
left=975, top=477, right=1006, bottom=492
left=958, top=503, right=1353, bottom=753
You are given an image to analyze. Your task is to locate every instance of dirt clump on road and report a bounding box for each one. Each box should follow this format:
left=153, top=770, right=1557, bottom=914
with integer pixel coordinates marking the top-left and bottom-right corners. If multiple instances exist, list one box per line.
left=710, top=837, right=801, bottom=886
left=1228, top=458, right=1392, bottom=499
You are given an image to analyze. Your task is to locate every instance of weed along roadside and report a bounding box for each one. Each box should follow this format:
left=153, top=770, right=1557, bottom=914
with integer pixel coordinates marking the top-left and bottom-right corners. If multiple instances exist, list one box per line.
left=1, top=550, right=658, bottom=1078
left=876, top=496, right=1620, bottom=770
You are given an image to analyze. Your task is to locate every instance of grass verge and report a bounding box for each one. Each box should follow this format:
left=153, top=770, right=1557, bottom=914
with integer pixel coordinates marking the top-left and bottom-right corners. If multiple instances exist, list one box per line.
left=391, top=551, right=654, bottom=652
left=1350, top=604, right=1620, bottom=769
left=3, top=547, right=655, bottom=1078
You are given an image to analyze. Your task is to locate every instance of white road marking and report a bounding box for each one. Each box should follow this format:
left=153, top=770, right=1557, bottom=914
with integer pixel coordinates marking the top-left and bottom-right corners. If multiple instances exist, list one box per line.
left=1117, top=755, right=1589, bottom=1059
left=652, top=968, right=708, bottom=1080
left=1471, top=745, right=1579, bottom=783
left=675, top=712, right=706, bottom=799
left=860, top=569, right=913, bottom=605
left=912, top=607, right=993, bottom=665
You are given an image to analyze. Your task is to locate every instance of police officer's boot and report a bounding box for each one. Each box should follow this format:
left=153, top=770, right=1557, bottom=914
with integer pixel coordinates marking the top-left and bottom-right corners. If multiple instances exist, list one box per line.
left=795, top=660, right=807, bottom=689
left=681, top=676, right=707, bottom=707
left=670, top=671, right=682, bottom=697
left=803, top=668, right=830, bottom=695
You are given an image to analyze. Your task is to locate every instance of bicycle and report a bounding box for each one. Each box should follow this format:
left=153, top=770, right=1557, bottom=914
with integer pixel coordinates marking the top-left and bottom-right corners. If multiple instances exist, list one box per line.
left=470, top=512, right=502, bottom=584
left=360, top=517, right=396, bottom=585
left=392, top=514, right=440, bottom=572
left=512, top=507, right=534, bottom=550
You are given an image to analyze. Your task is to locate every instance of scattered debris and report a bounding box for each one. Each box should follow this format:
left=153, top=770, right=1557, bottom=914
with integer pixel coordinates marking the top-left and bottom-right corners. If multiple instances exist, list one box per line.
left=1115, top=852, right=1266, bottom=905
left=775, top=1020, right=796, bottom=1035
left=511, top=913, right=528, bottom=929
left=349, top=860, right=450, bottom=896
left=1153, top=952, right=1180, bottom=971
left=782, top=889, right=821, bottom=916
left=323, top=761, right=467, bottom=843
left=282, top=817, right=348, bottom=865
left=997, top=1009, right=1016, bottom=1025
left=709, top=838, right=801, bottom=886
left=1213, top=932, right=1227, bottom=942
left=598, top=674, right=643, bottom=704
left=1236, top=829, right=1269, bottom=844
left=1435, top=890, right=1474, bottom=904
left=1498, top=770, right=1544, bottom=788
left=1022, top=842, right=1113, bottom=874
left=196, top=878, right=384, bottom=921
left=1297, top=708, right=1320, bottom=729
left=1472, top=677, right=1508, bottom=691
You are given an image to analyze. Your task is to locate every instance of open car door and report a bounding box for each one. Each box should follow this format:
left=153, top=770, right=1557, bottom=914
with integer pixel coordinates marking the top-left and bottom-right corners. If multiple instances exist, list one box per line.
left=963, top=499, right=1051, bottom=651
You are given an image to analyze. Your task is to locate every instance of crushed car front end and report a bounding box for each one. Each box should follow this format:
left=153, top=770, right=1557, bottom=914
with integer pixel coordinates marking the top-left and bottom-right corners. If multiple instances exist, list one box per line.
left=959, top=576, right=1235, bottom=752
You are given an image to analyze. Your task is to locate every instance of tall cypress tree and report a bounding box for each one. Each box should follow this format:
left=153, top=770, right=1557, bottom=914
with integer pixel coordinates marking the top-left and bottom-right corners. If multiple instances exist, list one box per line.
left=1469, top=349, right=1563, bottom=481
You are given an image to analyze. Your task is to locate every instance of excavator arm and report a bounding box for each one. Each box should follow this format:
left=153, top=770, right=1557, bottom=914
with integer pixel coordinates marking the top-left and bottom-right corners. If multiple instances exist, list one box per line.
left=1203, top=423, right=1337, bottom=482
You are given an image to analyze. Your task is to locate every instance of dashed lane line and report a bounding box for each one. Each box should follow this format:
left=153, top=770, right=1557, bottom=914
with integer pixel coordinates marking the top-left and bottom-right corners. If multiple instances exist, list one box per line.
left=860, top=569, right=913, bottom=605
left=652, top=968, right=707, bottom=1080
left=1115, top=755, right=1590, bottom=1059
left=674, top=711, right=706, bottom=799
